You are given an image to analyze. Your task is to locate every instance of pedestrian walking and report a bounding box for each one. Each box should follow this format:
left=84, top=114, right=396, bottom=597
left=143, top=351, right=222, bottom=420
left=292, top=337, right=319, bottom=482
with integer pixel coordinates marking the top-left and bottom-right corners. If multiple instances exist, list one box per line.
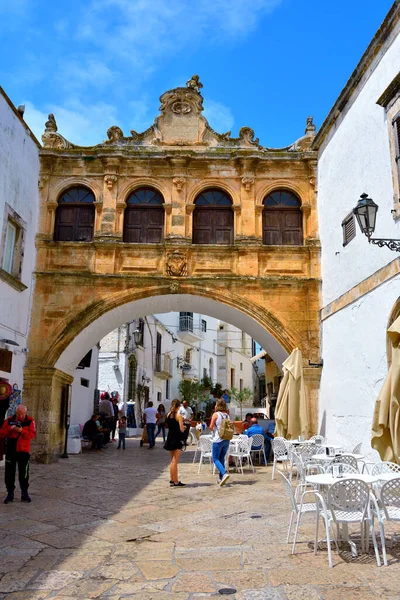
left=209, top=399, right=232, bottom=486
left=0, top=405, right=36, bottom=503
left=117, top=416, right=127, bottom=449
left=143, top=401, right=157, bottom=449
left=155, top=404, right=167, bottom=442
left=163, top=399, right=186, bottom=487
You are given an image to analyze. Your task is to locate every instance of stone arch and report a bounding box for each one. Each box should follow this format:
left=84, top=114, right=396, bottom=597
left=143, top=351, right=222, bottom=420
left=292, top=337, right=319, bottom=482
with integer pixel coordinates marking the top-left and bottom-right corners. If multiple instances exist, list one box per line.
left=255, top=180, right=306, bottom=209
left=187, top=179, right=239, bottom=207
left=50, top=178, right=102, bottom=204
left=118, top=178, right=171, bottom=207
left=43, top=286, right=297, bottom=376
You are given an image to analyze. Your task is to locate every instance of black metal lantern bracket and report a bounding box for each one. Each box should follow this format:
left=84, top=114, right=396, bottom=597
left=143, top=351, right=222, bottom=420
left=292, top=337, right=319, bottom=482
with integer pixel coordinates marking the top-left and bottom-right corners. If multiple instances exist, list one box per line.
left=353, top=193, right=400, bottom=252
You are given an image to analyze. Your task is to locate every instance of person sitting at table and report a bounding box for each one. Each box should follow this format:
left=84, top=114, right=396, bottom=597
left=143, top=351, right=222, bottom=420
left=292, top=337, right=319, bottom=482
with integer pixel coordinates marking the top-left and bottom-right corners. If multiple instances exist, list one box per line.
left=245, top=417, right=274, bottom=464
left=242, top=413, right=253, bottom=431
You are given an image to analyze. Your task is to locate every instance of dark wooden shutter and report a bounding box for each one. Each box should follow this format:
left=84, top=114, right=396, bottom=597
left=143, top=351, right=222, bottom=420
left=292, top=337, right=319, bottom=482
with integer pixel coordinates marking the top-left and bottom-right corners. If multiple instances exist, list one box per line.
left=193, top=209, right=212, bottom=244
left=55, top=206, right=76, bottom=241
left=263, top=211, right=282, bottom=245
left=263, top=208, right=303, bottom=246
left=342, top=212, right=356, bottom=247
left=282, top=211, right=303, bottom=245
left=193, top=208, right=233, bottom=244
left=214, top=209, right=234, bottom=244
left=76, top=207, right=95, bottom=241
left=124, top=208, right=164, bottom=243
left=394, top=117, right=400, bottom=182
left=145, top=208, right=164, bottom=243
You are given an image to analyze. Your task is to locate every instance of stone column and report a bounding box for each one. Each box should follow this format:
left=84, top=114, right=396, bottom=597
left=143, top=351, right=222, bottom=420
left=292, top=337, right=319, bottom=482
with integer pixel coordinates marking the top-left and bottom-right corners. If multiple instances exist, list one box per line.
left=303, top=366, right=322, bottom=437
left=24, top=367, right=74, bottom=463
left=169, top=158, right=188, bottom=242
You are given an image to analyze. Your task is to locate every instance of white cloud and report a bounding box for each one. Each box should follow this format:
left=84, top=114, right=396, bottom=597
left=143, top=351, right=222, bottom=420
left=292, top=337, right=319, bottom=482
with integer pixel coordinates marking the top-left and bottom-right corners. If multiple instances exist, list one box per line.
left=203, top=99, right=234, bottom=134
left=56, top=57, right=116, bottom=90
left=76, top=0, right=283, bottom=66
left=24, top=100, right=120, bottom=147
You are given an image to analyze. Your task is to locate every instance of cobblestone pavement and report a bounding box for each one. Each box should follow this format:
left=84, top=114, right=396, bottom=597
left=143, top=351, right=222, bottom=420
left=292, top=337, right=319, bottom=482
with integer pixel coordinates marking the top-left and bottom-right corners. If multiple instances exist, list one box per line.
left=0, top=438, right=399, bottom=600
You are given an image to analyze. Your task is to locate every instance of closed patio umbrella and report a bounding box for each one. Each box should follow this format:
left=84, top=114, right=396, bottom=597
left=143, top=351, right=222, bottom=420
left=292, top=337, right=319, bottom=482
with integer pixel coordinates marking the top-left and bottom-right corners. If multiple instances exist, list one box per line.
left=275, top=348, right=308, bottom=439
left=371, top=316, right=400, bottom=463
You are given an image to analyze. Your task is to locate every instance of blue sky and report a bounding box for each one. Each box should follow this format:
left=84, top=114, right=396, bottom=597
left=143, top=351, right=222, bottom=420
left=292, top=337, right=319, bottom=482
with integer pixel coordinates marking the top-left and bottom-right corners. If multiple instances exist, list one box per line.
left=0, top=0, right=395, bottom=148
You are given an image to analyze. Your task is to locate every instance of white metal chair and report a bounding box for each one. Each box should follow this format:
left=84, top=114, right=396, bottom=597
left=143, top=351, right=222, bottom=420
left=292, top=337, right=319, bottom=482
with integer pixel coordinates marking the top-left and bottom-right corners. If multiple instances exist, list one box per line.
left=324, top=479, right=382, bottom=567
left=197, top=436, right=213, bottom=473
left=229, top=436, right=254, bottom=474
left=373, top=478, right=400, bottom=566
left=278, top=471, right=323, bottom=552
left=271, top=437, right=290, bottom=480
left=249, top=433, right=267, bottom=465
left=291, top=449, right=323, bottom=483
left=332, top=454, right=359, bottom=472
left=326, top=462, right=358, bottom=475
left=371, top=461, right=400, bottom=476
left=352, top=442, right=362, bottom=454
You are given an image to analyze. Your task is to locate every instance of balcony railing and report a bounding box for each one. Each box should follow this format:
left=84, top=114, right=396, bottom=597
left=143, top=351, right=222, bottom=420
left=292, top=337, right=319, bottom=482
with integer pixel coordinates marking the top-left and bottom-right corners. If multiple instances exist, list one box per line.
left=154, top=354, right=173, bottom=379
left=178, top=314, right=205, bottom=340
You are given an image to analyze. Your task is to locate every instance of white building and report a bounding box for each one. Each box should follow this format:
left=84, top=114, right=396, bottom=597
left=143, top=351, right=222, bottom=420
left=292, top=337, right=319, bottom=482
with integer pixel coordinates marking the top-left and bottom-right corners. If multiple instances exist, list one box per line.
left=90, top=312, right=257, bottom=426
left=0, top=88, right=40, bottom=393
left=70, top=347, right=99, bottom=426
left=315, top=4, right=400, bottom=453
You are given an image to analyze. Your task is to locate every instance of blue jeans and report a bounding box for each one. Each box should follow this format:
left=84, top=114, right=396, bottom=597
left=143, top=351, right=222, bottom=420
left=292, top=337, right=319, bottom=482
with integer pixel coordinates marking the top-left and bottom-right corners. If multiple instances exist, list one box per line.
left=155, top=423, right=166, bottom=442
left=212, top=440, right=230, bottom=478
left=117, top=433, right=126, bottom=449
left=146, top=423, right=156, bottom=447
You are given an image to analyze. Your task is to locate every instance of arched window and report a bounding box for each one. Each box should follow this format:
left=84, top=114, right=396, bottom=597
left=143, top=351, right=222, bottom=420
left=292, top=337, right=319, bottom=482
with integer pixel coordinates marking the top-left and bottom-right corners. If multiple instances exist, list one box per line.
left=54, top=186, right=95, bottom=242
left=123, top=187, right=164, bottom=243
left=193, top=188, right=233, bottom=245
left=262, top=190, right=303, bottom=246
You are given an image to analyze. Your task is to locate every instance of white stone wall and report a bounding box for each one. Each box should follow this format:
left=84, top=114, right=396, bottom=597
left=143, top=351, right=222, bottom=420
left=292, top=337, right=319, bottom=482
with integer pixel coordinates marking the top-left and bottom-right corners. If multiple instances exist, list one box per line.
left=0, top=91, right=40, bottom=390
left=318, top=25, right=400, bottom=455
left=70, top=346, right=99, bottom=426
left=98, top=327, right=127, bottom=402
left=318, top=34, right=400, bottom=306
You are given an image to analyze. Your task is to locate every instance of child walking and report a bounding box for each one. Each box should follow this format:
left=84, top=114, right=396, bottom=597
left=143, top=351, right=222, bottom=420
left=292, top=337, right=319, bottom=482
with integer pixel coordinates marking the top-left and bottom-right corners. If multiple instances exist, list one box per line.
left=117, top=416, right=127, bottom=449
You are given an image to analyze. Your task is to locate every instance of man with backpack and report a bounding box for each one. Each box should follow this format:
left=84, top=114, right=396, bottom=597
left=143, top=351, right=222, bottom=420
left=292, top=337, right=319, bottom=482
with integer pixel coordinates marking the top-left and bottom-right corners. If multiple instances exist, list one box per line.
left=209, top=398, right=234, bottom=486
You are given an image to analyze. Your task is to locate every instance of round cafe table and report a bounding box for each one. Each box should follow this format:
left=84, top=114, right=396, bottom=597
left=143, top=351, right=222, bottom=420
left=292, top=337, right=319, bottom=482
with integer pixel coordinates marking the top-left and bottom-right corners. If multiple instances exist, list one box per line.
left=306, top=473, right=379, bottom=486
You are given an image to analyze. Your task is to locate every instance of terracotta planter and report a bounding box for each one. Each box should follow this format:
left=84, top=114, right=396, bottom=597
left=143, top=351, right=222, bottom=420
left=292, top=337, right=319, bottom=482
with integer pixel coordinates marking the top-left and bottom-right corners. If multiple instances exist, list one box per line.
left=234, top=422, right=244, bottom=434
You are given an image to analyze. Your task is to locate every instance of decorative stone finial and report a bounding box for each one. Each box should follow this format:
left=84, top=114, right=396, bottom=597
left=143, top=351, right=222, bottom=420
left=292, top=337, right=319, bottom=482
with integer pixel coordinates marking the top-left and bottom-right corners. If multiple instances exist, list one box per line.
left=45, top=114, right=58, bottom=133
left=186, top=75, right=203, bottom=93
left=106, top=126, right=124, bottom=143
left=305, top=116, right=316, bottom=135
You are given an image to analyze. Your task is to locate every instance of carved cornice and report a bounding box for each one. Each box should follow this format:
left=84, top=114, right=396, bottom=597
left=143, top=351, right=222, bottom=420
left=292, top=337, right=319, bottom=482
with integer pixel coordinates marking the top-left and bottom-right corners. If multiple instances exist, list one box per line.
left=38, top=175, right=49, bottom=189
left=185, top=204, right=196, bottom=214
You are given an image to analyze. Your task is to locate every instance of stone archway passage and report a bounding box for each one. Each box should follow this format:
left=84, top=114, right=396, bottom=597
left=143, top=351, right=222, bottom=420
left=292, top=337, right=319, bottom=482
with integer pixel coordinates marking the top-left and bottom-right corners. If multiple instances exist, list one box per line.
left=25, top=278, right=321, bottom=462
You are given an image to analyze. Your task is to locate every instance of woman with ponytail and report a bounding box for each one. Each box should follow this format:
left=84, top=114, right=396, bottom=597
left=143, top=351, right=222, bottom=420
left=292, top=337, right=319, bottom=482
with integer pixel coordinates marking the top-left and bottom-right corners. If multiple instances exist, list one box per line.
left=164, top=399, right=186, bottom=487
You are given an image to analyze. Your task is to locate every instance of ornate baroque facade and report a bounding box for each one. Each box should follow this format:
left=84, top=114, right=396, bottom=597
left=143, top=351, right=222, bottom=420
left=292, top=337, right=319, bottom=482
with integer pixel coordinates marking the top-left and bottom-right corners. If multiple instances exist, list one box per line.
left=26, top=77, right=321, bottom=461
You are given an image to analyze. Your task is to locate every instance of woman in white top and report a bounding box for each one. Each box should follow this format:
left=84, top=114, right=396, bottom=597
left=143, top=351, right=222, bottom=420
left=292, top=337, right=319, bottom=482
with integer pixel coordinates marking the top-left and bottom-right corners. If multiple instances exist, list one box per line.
left=209, top=399, right=230, bottom=486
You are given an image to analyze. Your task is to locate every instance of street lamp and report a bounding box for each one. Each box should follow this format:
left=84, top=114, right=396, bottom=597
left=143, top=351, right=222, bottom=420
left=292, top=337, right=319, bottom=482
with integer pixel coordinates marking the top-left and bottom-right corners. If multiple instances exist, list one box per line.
left=353, top=192, right=400, bottom=251
left=133, top=329, right=142, bottom=345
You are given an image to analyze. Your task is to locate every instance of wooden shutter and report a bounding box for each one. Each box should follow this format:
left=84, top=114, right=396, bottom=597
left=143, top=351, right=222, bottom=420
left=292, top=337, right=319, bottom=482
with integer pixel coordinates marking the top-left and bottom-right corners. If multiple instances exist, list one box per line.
left=342, top=212, right=356, bottom=247
left=263, top=208, right=303, bottom=246
left=76, top=206, right=94, bottom=241
left=145, top=208, right=164, bottom=243
left=124, top=208, right=164, bottom=243
left=282, top=211, right=303, bottom=245
left=55, top=206, right=76, bottom=241
left=394, top=117, right=400, bottom=182
left=0, top=349, right=12, bottom=373
left=193, top=209, right=212, bottom=244
left=214, top=209, right=234, bottom=245
left=263, top=211, right=282, bottom=245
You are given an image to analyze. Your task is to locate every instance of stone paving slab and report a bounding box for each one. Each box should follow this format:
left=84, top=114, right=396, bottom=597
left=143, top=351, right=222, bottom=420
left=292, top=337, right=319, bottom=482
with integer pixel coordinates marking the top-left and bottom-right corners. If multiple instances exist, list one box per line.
left=0, top=437, right=399, bottom=599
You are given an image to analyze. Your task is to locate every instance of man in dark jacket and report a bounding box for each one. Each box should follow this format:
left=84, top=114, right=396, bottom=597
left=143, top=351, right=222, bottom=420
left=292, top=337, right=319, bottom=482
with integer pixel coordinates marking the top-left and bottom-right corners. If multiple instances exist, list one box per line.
left=0, top=405, right=36, bottom=504
left=82, top=414, right=105, bottom=450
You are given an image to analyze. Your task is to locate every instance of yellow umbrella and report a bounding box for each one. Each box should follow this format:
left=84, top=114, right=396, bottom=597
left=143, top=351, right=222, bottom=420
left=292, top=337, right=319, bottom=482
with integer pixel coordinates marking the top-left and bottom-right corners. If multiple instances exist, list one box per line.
left=275, top=348, right=308, bottom=439
left=371, top=316, right=400, bottom=463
